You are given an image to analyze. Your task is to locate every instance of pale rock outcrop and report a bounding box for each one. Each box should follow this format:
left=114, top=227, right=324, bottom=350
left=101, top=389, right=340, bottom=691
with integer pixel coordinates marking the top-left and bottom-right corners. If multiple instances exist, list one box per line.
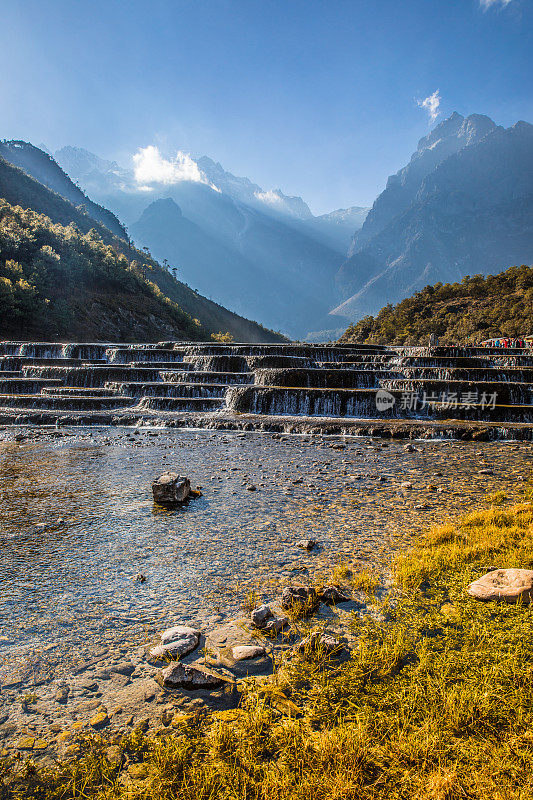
left=159, top=662, right=223, bottom=689
left=467, top=568, right=533, bottom=604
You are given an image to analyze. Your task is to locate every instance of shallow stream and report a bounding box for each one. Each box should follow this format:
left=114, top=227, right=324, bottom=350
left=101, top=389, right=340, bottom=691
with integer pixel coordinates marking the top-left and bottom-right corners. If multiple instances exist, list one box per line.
left=0, top=428, right=531, bottom=695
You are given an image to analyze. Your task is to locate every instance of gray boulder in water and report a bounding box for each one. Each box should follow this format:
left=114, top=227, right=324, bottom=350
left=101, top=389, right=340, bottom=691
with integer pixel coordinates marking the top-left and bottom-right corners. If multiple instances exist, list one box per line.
left=149, top=625, right=201, bottom=659
left=152, top=473, right=191, bottom=504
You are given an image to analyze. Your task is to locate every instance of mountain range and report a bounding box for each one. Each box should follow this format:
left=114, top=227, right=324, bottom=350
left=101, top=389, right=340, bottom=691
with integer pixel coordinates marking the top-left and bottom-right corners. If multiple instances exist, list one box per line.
left=1, top=110, right=531, bottom=340
left=0, top=146, right=284, bottom=342
left=53, top=146, right=368, bottom=337
left=329, top=113, right=533, bottom=329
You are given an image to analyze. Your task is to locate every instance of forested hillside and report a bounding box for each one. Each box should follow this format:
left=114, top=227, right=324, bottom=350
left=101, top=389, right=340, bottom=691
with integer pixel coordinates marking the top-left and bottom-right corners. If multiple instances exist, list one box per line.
left=0, top=140, right=127, bottom=239
left=0, top=156, right=123, bottom=245
left=339, top=265, right=533, bottom=345
left=0, top=200, right=208, bottom=340
left=0, top=156, right=285, bottom=342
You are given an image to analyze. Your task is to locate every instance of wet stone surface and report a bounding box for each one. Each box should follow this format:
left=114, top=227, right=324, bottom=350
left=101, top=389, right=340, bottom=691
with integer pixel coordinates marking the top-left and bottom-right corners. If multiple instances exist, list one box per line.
left=0, top=426, right=531, bottom=756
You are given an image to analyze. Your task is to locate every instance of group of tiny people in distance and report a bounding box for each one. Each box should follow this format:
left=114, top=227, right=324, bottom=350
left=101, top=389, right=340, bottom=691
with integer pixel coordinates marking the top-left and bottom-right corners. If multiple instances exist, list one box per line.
left=481, top=337, right=531, bottom=348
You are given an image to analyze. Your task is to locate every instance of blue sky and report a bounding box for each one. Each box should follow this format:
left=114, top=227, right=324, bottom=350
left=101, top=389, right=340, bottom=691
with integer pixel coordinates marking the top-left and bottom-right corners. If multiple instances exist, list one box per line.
left=1, top=0, right=531, bottom=213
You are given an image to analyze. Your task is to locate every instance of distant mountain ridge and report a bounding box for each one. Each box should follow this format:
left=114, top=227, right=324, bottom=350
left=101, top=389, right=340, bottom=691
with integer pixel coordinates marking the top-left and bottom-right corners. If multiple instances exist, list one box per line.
left=196, top=156, right=314, bottom=220
left=15, top=112, right=529, bottom=340
left=351, top=112, right=499, bottom=251
left=0, top=140, right=127, bottom=240
left=312, top=206, right=369, bottom=253
left=54, top=144, right=368, bottom=336
left=130, top=194, right=343, bottom=336
left=0, top=146, right=285, bottom=343
left=330, top=113, right=533, bottom=326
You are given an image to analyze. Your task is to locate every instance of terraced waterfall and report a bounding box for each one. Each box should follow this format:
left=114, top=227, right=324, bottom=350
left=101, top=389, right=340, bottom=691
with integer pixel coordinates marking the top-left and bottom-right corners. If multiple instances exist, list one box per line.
left=0, top=341, right=532, bottom=437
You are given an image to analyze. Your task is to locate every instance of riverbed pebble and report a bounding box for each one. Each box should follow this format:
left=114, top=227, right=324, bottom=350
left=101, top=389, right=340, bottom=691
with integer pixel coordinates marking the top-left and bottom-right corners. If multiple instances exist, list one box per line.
left=281, top=586, right=318, bottom=610
left=263, top=614, right=289, bottom=635
left=295, top=631, right=342, bottom=656
left=150, top=626, right=200, bottom=659
left=297, top=539, right=317, bottom=551
left=231, top=645, right=266, bottom=661
left=251, top=605, right=273, bottom=628
left=161, top=625, right=201, bottom=648
left=318, top=586, right=351, bottom=605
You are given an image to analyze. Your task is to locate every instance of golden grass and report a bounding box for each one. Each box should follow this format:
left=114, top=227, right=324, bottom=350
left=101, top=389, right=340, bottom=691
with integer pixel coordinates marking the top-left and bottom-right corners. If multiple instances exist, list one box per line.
left=242, top=588, right=261, bottom=613
left=320, top=560, right=379, bottom=597
left=4, top=485, right=533, bottom=799
left=347, top=568, right=379, bottom=596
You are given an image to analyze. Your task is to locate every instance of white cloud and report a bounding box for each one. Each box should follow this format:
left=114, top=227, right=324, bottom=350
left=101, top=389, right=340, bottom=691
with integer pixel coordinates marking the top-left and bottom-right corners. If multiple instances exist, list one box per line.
left=479, top=0, right=513, bottom=9
left=417, top=90, right=441, bottom=122
left=132, top=146, right=210, bottom=188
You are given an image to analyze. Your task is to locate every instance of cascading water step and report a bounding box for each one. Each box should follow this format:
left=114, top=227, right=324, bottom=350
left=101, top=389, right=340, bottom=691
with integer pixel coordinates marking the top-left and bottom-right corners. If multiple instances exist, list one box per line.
left=388, top=366, right=533, bottom=382
left=379, top=379, right=533, bottom=405
left=252, top=368, right=399, bottom=388
left=0, top=340, right=531, bottom=430
left=226, top=386, right=402, bottom=418
left=244, top=355, right=315, bottom=370
left=226, top=386, right=533, bottom=422
left=0, top=343, right=111, bottom=360
left=106, top=348, right=184, bottom=363
left=40, top=386, right=122, bottom=397
left=161, top=371, right=253, bottom=385
left=180, top=344, right=392, bottom=361
left=182, top=355, right=251, bottom=372
left=315, top=358, right=396, bottom=370
left=105, top=381, right=228, bottom=398
left=0, top=357, right=93, bottom=370
left=135, top=396, right=225, bottom=412
left=394, top=355, right=533, bottom=368
left=22, top=366, right=179, bottom=386
left=0, top=379, right=64, bottom=394
left=0, top=394, right=136, bottom=410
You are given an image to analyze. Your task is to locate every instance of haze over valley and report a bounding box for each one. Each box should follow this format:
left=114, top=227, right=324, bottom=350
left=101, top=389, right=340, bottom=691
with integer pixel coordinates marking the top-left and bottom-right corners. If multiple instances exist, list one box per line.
left=9, top=107, right=529, bottom=339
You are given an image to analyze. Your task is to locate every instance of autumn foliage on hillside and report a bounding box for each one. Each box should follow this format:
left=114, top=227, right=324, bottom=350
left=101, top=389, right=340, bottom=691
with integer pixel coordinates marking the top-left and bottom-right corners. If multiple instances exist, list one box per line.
left=0, top=199, right=205, bottom=340
left=340, top=265, right=533, bottom=345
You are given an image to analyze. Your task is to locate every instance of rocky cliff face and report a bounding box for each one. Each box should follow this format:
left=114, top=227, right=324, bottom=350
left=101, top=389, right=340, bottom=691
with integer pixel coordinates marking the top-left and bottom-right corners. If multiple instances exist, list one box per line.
left=352, top=113, right=499, bottom=251
left=331, top=116, right=533, bottom=324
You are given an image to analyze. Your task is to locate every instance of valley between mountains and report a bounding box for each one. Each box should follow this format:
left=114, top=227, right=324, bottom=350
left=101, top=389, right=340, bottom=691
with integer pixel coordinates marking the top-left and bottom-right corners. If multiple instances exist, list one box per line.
left=2, top=109, right=531, bottom=341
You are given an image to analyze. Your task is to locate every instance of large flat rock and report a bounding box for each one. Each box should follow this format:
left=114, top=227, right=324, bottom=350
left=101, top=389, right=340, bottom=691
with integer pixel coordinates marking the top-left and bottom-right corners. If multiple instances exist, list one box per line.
left=205, top=621, right=273, bottom=677
left=159, top=661, right=224, bottom=690
left=467, top=568, right=533, bottom=603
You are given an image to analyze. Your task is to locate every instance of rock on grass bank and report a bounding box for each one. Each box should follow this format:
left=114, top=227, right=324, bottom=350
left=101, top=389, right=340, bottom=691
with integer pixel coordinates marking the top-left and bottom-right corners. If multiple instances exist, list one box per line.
left=3, top=486, right=533, bottom=799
